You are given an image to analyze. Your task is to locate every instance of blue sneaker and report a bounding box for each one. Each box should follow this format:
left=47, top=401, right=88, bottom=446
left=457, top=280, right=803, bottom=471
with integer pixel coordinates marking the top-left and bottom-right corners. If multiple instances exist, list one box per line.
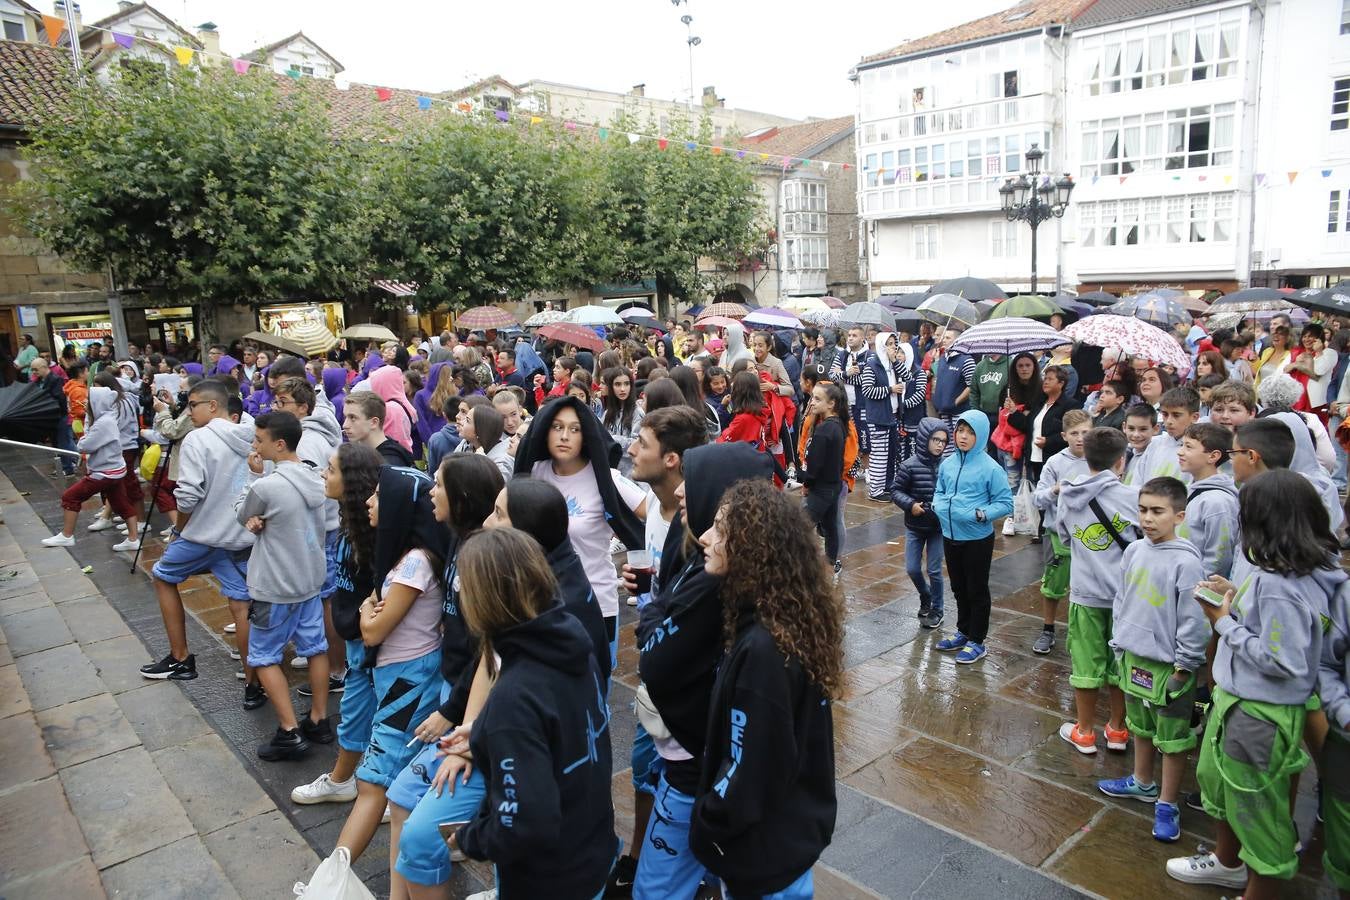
left=954, top=642, right=986, bottom=664
left=935, top=632, right=967, bottom=652
left=1097, top=775, right=1160, bottom=803
left=1152, top=801, right=1181, bottom=842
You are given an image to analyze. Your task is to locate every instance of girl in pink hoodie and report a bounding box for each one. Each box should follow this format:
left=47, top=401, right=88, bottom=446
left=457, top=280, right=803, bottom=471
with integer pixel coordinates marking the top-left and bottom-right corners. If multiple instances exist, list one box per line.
left=368, top=365, right=417, bottom=453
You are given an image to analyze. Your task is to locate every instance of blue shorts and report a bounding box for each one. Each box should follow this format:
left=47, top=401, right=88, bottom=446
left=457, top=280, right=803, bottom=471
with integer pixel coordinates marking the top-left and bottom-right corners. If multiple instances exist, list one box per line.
left=356, top=652, right=444, bottom=789
left=246, top=596, right=326, bottom=667
left=337, top=640, right=375, bottom=753
left=729, top=870, right=813, bottom=900
left=630, top=721, right=662, bottom=795
left=321, top=529, right=339, bottom=598
left=152, top=538, right=250, bottom=601
left=390, top=741, right=487, bottom=885
left=634, top=773, right=706, bottom=900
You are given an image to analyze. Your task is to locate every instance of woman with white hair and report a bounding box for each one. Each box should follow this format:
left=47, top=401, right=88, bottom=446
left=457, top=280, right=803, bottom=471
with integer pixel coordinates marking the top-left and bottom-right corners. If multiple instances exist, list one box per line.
left=1258, top=373, right=1338, bottom=474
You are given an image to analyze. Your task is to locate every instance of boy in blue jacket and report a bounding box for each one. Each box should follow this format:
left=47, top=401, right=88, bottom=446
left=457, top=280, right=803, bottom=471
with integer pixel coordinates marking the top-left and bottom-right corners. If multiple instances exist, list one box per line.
left=934, top=411, right=1014, bottom=664
left=890, top=417, right=948, bottom=630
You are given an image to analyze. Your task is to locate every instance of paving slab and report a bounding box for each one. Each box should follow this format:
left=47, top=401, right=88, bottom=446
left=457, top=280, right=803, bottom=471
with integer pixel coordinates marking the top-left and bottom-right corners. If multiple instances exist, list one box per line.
left=99, top=836, right=240, bottom=900
left=0, top=604, right=72, bottom=657
left=0, top=585, right=52, bottom=616
left=0, top=563, right=42, bottom=601
left=0, top=710, right=54, bottom=790
left=81, top=634, right=153, bottom=695
left=55, top=595, right=132, bottom=644
left=0, top=855, right=106, bottom=900
left=152, top=733, right=274, bottom=835
left=59, top=746, right=195, bottom=869
left=115, top=681, right=214, bottom=752
left=41, top=567, right=99, bottom=603
left=201, top=811, right=321, bottom=900
left=0, top=662, right=30, bottom=719
left=35, top=691, right=141, bottom=768
left=14, top=643, right=104, bottom=711
left=0, top=777, right=93, bottom=885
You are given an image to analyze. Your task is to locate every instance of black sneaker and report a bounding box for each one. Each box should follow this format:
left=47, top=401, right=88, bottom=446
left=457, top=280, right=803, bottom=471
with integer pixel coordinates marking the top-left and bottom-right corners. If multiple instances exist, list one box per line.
left=603, top=854, right=637, bottom=897
left=243, top=683, right=267, bottom=710
left=300, top=714, right=335, bottom=745
left=140, top=653, right=198, bottom=681
left=920, top=610, right=943, bottom=629
left=1183, top=790, right=1205, bottom=812
left=257, top=726, right=310, bottom=761
left=298, top=674, right=345, bottom=698
left=917, top=601, right=932, bottom=620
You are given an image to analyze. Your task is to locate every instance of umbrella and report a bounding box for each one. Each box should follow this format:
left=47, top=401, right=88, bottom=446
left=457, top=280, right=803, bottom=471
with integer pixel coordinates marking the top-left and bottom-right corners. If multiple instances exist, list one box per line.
left=893, top=313, right=923, bottom=335
left=565, top=305, right=624, bottom=327
left=974, top=299, right=1000, bottom=322
left=287, top=319, right=338, bottom=357
left=926, top=277, right=1006, bottom=301
left=989, top=295, right=1059, bottom=321
left=523, top=309, right=568, bottom=327
left=1207, top=308, right=1307, bottom=332
left=1049, top=294, right=1091, bottom=321
left=455, top=305, right=517, bottom=330
left=1060, top=315, right=1191, bottom=374
left=0, top=381, right=61, bottom=444
left=916, top=293, right=981, bottom=329
left=624, top=315, right=662, bottom=331
left=618, top=306, right=656, bottom=321
left=877, top=292, right=927, bottom=312
left=538, top=322, right=607, bottom=353
left=337, top=323, right=399, bottom=342
left=840, top=301, right=896, bottom=329
left=780, top=296, right=828, bottom=313
left=744, top=307, right=803, bottom=329
left=799, top=309, right=841, bottom=329
left=820, top=296, right=848, bottom=309
left=1291, top=287, right=1350, bottom=317
left=1205, top=296, right=1297, bottom=316
left=1217, top=287, right=1291, bottom=304
left=694, top=315, right=741, bottom=330
left=699, top=301, right=750, bottom=319
left=242, top=330, right=308, bottom=358
left=950, top=317, right=1065, bottom=356
left=1107, top=293, right=1192, bottom=329
left=1077, top=290, right=1118, bottom=307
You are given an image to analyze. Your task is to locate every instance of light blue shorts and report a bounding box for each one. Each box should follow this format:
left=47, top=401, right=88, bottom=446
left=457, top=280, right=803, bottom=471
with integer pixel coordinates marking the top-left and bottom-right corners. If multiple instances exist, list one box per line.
left=390, top=741, right=487, bottom=885
left=355, top=651, right=443, bottom=789
left=336, top=640, right=374, bottom=753
left=246, top=596, right=326, bottom=667
left=152, top=537, right=250, bottom=601
left=630, top=720, right=662, bottom=795
left=321, top=529, right=339, bottom=598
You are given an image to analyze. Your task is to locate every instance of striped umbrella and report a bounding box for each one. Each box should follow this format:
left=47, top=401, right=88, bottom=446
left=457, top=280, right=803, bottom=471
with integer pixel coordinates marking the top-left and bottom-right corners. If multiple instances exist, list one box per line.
left=743, top=307, right=803, bottom=329
left=694, top=315, right=741, bottom=330
left=950, top=317, right=1064, bottom=356
left=455, top=305, right=517, bottom=329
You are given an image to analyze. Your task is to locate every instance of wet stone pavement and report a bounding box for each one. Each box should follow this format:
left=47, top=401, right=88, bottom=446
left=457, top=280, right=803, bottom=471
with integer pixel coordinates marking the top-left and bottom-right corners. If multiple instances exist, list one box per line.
left=3, top=444, right=1342, bottom=899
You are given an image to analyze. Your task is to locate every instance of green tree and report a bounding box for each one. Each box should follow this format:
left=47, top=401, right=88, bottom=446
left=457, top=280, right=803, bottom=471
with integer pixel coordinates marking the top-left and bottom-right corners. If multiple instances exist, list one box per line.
left=7, top=64, right=373, bottom=315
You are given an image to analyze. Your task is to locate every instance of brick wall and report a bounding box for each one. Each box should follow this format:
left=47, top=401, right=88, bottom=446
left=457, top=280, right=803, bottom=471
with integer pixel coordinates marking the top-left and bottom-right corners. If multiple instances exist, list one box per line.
left=816, top=135, right=863, bottom=301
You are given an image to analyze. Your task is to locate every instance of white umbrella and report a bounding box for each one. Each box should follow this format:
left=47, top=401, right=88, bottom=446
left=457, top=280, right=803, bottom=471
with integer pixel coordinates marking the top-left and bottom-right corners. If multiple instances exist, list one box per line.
left=566, top=305, right=625, bottom=327
left=618, top=306, right=656, bottom=321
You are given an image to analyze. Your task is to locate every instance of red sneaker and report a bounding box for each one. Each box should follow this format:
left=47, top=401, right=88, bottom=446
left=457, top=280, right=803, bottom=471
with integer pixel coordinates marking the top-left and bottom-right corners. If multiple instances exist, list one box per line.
left=1104, top=723, right=1130, bottom=751
left=1059, top=721, right=1097, bottom=755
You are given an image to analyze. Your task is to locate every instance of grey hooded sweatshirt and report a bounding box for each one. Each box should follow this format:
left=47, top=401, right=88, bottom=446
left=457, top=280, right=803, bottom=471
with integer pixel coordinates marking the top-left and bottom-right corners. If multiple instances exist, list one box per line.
left=1125, top=431, right=1189, bottom=487
left=234, top=460, right=327, bottom=604
left=174, top=418, right=256, bottom=551
left=1177, top=472, right=1238, bottom=578
left=1318, top=580, right=1350, bottom=734
left=79, top=386, right=127, bottom=478
left=1111, top=537, right=1209, bottom=672
left=1033, top=447, right=1089, bottom=531
left=1214, top=564, right=1346, bottom=705
left=1056, top=469, right=1141, bottom=609
left=1273, top=411, right=1345, bottom=533
left=298, top=409, right=342, bottom=533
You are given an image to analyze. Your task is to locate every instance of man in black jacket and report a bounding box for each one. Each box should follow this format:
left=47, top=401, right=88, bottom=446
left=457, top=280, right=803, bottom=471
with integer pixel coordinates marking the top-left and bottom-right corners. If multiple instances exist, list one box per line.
left=31, top=357, right=75, bottom=475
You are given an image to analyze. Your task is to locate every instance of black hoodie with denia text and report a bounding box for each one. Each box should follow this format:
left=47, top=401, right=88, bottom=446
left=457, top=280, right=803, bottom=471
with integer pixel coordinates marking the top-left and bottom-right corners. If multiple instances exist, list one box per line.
left=456, top=604, right=616, bottom=900
left=690, top=606, right=836, bottom=896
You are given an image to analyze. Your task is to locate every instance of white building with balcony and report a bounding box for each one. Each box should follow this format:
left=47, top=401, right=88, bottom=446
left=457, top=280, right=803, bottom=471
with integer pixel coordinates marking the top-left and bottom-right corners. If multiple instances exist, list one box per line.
left=852, top=0, right=1083, bottom=296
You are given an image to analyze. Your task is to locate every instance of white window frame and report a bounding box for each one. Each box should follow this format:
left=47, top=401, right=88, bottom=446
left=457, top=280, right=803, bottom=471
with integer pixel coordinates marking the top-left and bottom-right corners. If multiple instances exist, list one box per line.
left=1334, top=78, right=1350, bottom=131
left=913, top=223, right=940, bottom=260
left=1080, top=9, right=1241, bottom=97
left=1078, top=104, right=1234, bottom=177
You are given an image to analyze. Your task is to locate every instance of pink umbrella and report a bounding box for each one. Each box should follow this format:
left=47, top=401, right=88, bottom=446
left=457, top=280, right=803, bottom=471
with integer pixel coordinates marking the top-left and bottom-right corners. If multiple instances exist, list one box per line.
left=820, top=296, right=847, bottom=309
left=1060, top=315, right=1191, bottom=375
left=694, top=315, right=740, bottom=330
left=455, top=305, right=517, bottom=329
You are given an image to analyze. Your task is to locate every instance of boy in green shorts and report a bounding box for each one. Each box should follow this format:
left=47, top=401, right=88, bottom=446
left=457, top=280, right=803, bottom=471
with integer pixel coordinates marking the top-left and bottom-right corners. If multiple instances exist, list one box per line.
left=1031, top=409, right=1091, bottom=655
left=1055, top=427, right=1138, bottom=755
left=1097, top=477, right=1207, bottom=842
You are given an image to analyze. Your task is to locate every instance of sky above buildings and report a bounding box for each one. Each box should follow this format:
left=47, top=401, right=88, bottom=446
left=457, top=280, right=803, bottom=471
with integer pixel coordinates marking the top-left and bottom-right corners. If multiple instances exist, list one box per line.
left=76, top=0, right=1011, bottom=118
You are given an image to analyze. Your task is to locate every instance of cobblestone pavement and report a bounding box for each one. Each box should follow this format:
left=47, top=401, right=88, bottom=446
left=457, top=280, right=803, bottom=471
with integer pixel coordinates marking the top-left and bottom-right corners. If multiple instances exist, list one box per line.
left=1, top=446, right=1339, bottom=898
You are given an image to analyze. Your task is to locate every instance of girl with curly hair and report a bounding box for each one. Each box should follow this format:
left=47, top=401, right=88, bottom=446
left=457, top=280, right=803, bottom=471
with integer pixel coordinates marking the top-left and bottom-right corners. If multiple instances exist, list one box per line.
left=689, top=479, right=842, bottom=900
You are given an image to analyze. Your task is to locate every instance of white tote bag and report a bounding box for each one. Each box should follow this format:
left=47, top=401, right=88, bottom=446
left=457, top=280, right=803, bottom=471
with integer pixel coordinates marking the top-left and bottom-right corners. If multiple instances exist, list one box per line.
left=294, top=848, right=376, bottom=900
left=1012, top=479, right=1038, bottom=536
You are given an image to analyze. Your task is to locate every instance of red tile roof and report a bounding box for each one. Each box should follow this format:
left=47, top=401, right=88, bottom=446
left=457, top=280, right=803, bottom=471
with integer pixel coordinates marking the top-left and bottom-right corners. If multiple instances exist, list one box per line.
left=0, top=40, right=74, bottom=131
left=741, top=115, right=854, bottom=158
left=860, top=0, right=1091, bottom=65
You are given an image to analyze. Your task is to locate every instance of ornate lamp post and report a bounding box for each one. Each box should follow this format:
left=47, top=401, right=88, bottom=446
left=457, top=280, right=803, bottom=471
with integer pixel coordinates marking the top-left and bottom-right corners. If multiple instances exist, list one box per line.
left=999, top=144, right=1074, bottom=294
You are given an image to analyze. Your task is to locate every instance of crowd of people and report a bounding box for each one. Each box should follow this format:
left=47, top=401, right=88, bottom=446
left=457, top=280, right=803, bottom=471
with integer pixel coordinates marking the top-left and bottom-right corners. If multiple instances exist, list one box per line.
left=17, top=303, right=1350, bottom=899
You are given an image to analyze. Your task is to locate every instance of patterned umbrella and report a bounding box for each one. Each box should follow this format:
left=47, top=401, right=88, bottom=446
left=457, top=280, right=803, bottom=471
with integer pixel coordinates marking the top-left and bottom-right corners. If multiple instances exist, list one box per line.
left=916, top=293, right=981, bottom=329
left=988, top=295, right=1059, bottom=321
left=743, top=307, right=803, bottom=329
left=841, top=301, right=897, bottom=329
left=820, top=296, right=848, bottom=309
left=1290, top=287, right=1350, bottom=317
left=927, top=277, right=1006, bottom=301
left=537, top=322, right=607, bottom=353
left=1060, top=315, right=1191, bottom=374
left=524, top=309, right=568, bottom=327
left=699, top=301, right=750, bottom=319
left=1108, top=292, right=1192, bottom=328
left=800, top=308, right=841, bottom=328
left=1217, top=287, right=1292, bottom=304
left=455, top=305, right=517, bottom=329
left=693, top=315, right=741, bottom=330
left=950, top=317, right=1064, bottom=356
left=566, top=305, right=625, bottom=326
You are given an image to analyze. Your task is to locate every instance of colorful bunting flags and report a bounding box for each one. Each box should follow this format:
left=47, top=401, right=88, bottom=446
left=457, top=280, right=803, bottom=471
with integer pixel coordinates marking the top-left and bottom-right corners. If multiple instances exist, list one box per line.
left=658, top=138, right=668, bottom=150
left=564, top=121, right=577, bottom=131
left=530, top=116, right=543, bottom=126
left=495, top=109, right=509, bottom=122
left=41, top=14, right=64, bottom=46
left=1223, top=175, right=1232, bottom=185
left=1288, top=171, right=1299, bottom=184
left=1325, top=169, right=1334, bottom=178
left=285, top=67, right=301, bottom=80
left=113, top=32, right=134, bottom=49
left=458, top=101, right=473, bottom=113
left=417, top=97, right=432, bottom=111
left=598, top=127, right=609, bottom=140
left=627, top=132, right=640, bottom=144
left=736, top=150, right=746, bottom=160
left=1256, top=173, right=1267, bottom=186
left=375, top=88, right=393, bottom=102
left=820, top=161, right=830, bottom=172
left=232, top=58, right=249, bottom=74
left=685, top=141, right=697, bottom=151
left=174, top=46, right=194, bottom=66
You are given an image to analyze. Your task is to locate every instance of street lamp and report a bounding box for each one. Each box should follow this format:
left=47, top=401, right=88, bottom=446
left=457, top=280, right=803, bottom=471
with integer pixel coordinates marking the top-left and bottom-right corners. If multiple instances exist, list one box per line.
left=1000, top=143, right=1074, bottom=294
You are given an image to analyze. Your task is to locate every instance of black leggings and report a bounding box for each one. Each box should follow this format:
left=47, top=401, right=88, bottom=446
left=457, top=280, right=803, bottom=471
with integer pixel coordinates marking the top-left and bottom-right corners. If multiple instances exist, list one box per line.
left=806, top=485, right=843, bottom=563
left=944, top=534, right=994, bottom=643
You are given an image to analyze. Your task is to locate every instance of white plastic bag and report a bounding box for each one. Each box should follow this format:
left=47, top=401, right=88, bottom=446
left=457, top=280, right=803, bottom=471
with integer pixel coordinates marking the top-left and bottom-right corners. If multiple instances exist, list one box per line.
left=293, top=848, right=376, bottom=900
left=1012, top=479, right=1038, bottom=536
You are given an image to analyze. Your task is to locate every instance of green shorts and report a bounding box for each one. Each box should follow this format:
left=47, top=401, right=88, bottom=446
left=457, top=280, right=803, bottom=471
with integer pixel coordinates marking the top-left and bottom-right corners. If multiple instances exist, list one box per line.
left=1122, top=665, right=1197, bottom=754
left=1040, top=532, right=1071, bottom=601
left=1323, top=729, right=1350, bottom=892
left=1196, top=687, right=1310, bottom=880
left=1067, top=603, right=1114, bottom=690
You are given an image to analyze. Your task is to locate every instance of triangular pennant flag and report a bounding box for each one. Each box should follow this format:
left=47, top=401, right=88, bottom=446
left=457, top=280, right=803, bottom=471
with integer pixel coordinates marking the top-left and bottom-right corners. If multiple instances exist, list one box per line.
left=375, top=87, right=393, bottom=102
left=564, top=121, right=576, bottom=131
left=1198, top=175, right=1207, bottom=182
left=1119, top=175, right=1127, bottom=184
left=495, top=109, right=510, bottom=122
left=41, top=15, right=64, bottom=46
left=598, top=127, right=609, bottom=140
left=530, top=116, right=543, bottom=126
left=711, top=146, right=723, bottom=155
left=759, top=153, right=769, bottom=161
left=232, top=58, right=249, bottom=74
left=458, top=101, right=473, bottom=113
left=782, top=156, right=792, bottom=170
left=1171, top=175, right=1181, bottom=181
left=417, top=96, right=432, bottom=111
left=1288, top=171, right=1299, bottom=184
left=685, top=141, right=697, bottom=151
left=820, top=161, right=830, bottom=172
left=1324, top=169, right=1334, bottom=178
left=800, top=159, right=811, bottom=167
left=1223, top=175, right=1233, bottom=185
left=1091, top=174, right=1099, bottom=185
left=286, top=67, right=302, bottom=80
left=113, top=32, right=135, bottom=49
left=842, top=163, right=851, bottom=170
left=627, top=132, right=640, bottom=144
left=735, top=150, right=747, bottom=160
left=174, top=46, right=194, bottom=67
left=876, top=167, right=886, bottom=178
left=1256, top=173, right=1267, bottom=186
left=657, top=138, right=668, bottom=150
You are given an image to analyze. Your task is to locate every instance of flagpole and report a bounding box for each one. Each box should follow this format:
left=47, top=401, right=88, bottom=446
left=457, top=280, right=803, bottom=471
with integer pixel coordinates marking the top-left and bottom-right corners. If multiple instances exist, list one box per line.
left=61, top=0, right=84, bottom=83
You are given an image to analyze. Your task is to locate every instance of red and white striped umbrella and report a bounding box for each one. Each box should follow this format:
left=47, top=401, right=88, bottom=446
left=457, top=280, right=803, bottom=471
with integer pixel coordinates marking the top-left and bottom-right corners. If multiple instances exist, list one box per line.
left=1060, top=314, right=1191, bottom=374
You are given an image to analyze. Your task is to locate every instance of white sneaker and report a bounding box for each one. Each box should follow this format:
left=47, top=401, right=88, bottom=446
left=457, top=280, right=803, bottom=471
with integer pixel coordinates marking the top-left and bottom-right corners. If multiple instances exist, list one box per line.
left=41, top=533, right=75, bottom=547
left=235, top=671, right=245, bottom=681
left=291, top=773, right=358, bottom=805
left=111, top=538, right=139, bottom=552
left=784, top=478, right=802, bottom=491
left=159, top=526, right=174, bottom=538
left=609, top=537, right=626, bottom=554
left=465, top=890, right=497, bottom=900
left=112, top=516, right=124, bottom=523
left=228, top=648, right=240, bottom=660
left=87, top=517, right=117, bottom=532
left=381, top=803, right=391, bottom=824
left=290, top=656, right=309, bottom=669
left=223, top=622, right=237, bottom=634
left=1165, top=850, right=1248, bottom=888
left=1002, top=517, right=1016, bottom=536
left=116, top=523, right=128, bottom=533
left=626, top=595, right=638, bottom=607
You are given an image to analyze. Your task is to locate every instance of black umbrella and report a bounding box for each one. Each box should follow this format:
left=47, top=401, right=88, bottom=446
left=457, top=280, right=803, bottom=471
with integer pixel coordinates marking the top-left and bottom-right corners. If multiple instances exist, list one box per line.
left=1218, top=287, right=1292, bottom=304
left=0, top=381, right=61, bottom=445
left=877, top=292, right=927, bottom=311
left=1291, top=287, right=1350, bottom=317
left=926, top=277, right=1007, bottom=301
left=1077, top=290, right=1118, bottom=307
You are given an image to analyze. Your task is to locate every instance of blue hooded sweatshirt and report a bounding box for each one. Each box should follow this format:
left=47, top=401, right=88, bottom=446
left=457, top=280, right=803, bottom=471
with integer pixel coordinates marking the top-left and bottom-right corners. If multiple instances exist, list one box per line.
left=933, top=410, right=1013, bottom=541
